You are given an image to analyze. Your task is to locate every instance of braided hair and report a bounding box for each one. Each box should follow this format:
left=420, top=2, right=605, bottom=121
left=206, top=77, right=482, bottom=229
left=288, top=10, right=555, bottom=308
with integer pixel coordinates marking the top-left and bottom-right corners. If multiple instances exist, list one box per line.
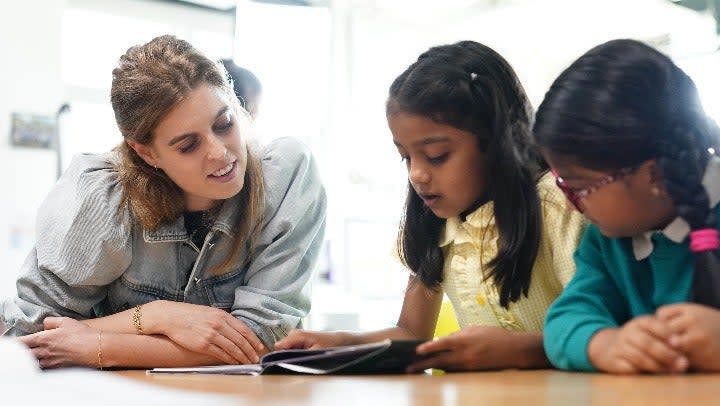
left=533, top=39, right=720, bottom=307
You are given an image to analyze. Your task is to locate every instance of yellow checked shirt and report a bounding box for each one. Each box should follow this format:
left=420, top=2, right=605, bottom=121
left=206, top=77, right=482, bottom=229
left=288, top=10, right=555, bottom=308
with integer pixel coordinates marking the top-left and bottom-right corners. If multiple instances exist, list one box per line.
left=439, top=173, right=586, bottom=333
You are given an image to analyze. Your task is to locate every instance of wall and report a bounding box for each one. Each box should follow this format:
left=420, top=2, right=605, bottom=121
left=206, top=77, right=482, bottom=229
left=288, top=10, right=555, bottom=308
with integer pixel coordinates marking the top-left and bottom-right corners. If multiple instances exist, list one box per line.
left=0, top=1, right=65, bottom=299
left=0, top=0, right=234, bottom=299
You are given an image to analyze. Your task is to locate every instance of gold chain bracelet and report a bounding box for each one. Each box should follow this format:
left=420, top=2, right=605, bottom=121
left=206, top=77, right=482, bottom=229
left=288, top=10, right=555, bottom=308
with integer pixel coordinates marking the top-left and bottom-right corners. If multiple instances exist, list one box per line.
left=132, top=304, right=144, bottom=335
left=97, top=330, right=104, bottom=370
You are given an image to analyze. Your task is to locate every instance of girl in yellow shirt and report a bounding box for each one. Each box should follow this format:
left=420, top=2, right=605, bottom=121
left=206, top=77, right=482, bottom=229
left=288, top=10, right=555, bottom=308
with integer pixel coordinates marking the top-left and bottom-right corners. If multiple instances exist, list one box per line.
left=276, top=40, right=585, bottom=371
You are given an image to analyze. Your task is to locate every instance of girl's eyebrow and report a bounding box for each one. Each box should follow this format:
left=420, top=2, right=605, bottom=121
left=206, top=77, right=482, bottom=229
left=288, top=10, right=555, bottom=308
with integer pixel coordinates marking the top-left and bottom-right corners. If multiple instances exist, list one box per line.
left=392, top=135, right=450, bottom=149
left=413, top=135, right=449, bottom=147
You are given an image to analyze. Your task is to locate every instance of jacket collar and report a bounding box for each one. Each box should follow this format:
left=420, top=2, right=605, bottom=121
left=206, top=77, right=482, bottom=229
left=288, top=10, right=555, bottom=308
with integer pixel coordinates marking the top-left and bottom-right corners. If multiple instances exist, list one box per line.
left=143, top=193, right=242, bottom=243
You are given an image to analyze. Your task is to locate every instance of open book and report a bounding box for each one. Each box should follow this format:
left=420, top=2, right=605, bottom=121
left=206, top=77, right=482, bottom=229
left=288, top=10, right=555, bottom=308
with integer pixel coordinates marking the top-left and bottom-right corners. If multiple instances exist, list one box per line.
left=148, top=339, right=426, bottom=375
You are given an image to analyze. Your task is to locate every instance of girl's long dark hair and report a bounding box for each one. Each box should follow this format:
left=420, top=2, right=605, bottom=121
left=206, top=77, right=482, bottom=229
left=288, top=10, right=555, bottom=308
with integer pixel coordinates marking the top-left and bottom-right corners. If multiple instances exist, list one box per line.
left=388, top=41, right=545, bottom=308
left=533, top=39, right=720, bottom=307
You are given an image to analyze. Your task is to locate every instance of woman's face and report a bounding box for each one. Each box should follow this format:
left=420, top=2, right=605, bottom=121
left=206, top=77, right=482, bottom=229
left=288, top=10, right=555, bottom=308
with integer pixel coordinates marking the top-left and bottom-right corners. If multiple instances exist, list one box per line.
left=131, top=83, right=248, bottom=212
left=389, top=112, right=487, bottom=219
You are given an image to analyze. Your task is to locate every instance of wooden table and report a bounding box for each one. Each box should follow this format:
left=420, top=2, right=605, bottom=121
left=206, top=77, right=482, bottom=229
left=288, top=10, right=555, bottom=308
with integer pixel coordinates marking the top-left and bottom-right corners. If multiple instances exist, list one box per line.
left=115, top=369, right=720, bottom=405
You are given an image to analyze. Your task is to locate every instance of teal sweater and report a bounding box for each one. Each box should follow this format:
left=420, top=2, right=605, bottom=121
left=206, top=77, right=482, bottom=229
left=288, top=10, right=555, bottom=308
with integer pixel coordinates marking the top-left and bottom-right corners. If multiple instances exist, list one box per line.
left=542, top=214, right=720, bottom=371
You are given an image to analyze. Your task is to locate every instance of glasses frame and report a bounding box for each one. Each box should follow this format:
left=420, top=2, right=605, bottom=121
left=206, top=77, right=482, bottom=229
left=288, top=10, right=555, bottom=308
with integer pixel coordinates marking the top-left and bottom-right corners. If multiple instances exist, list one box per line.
left=552, top=167, right=637, bottom=213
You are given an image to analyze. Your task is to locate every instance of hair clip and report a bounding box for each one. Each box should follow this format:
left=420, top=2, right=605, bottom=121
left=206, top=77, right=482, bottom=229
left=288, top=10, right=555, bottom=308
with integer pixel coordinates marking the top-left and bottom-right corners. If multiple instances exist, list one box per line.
left=470, top=72, right=478, bottom=81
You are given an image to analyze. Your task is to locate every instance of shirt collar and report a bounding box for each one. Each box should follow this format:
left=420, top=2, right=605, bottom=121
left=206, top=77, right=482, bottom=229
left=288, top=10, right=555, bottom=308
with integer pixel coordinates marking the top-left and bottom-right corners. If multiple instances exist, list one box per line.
left=143, top=193, right=243, bottom=243
left=439, top=202, right=495, bottom=247
left=632, top=155, right=720, bottom=260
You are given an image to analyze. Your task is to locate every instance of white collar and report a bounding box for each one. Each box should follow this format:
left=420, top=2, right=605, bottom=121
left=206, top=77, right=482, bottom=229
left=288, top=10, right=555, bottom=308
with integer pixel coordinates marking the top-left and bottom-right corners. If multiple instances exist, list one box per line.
left=632, top=155, right=720, bottom=260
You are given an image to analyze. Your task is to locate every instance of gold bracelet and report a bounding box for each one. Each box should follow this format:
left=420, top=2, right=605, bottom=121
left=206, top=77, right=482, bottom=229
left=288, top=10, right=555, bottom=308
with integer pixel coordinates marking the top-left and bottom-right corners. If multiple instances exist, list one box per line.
left=132, top=304, right=144, bottom=335
left=97, top=330, right=104, bottom=370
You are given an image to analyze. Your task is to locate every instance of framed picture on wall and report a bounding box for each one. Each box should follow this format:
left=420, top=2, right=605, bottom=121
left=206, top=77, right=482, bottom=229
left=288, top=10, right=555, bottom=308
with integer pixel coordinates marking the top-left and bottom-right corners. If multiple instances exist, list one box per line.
left=10, top=112, right=56, bottom=149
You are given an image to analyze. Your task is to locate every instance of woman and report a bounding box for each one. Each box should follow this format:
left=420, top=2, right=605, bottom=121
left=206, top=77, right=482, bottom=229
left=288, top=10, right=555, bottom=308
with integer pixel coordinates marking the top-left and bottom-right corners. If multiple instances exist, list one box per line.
left=1, top=35, right=326, bottom=369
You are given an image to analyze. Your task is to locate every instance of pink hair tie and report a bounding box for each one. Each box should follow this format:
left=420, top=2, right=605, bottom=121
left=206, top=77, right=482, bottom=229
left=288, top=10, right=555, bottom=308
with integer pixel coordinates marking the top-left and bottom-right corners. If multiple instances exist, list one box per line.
left=690, top=228, right=720, bottom=252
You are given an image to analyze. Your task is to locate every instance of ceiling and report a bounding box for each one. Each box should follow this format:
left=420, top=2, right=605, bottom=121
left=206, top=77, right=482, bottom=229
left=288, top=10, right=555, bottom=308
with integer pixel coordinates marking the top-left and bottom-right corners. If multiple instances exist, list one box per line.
left=171, top=0, right=329, bottom=11
left=167, top=0, right=719, bottom=38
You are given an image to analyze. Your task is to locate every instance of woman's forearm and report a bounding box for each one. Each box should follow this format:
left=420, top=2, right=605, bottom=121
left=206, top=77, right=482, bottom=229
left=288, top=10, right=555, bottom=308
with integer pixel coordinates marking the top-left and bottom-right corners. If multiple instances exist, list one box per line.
left=84, top=300, right=170, bottom=335
left=100, top=332, right=225, bottom=368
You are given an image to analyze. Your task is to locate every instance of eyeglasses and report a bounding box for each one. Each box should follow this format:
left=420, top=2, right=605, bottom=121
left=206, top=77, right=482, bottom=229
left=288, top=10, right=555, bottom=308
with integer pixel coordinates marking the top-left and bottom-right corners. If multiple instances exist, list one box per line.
left=551, top=167, right=637, bottom=213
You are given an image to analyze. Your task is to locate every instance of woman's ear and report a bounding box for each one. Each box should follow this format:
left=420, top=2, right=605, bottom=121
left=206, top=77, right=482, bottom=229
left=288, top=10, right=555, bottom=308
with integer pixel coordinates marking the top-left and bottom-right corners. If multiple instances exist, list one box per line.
left=126, top=140, right=160, bottom=169
left=646, top=159, right=668, bottom=197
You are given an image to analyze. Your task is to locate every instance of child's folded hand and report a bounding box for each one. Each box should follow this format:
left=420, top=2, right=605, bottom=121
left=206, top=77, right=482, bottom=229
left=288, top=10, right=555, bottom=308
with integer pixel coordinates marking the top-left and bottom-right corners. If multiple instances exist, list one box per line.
left=657, top=303, right=720, bottom=372
left=588, top=316, right=688, bottom=374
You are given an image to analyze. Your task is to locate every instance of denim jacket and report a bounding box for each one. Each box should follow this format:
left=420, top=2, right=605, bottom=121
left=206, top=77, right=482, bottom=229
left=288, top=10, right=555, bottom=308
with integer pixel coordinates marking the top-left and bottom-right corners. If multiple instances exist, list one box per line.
left=1, top=137, right=326, bottom=347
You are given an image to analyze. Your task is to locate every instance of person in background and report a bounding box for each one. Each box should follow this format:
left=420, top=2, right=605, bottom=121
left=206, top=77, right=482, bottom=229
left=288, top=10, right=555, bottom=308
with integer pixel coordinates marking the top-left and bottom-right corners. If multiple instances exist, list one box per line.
left=275, top=40, right=586, bottom=372
left=221, top=59, right=262, bottom=120
left=1, top=35, right=326, bottom=369
left=535, top=39, right=720, bottom=374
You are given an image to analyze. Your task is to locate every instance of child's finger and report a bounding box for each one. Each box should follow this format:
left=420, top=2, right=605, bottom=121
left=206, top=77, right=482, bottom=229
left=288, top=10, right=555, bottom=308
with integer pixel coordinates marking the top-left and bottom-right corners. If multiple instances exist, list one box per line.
left=638, top=338, right=686, bottom=372
left=655, top=304, right=685, bottom=322
left=622, top=327, right=675, bottom=372
left=415, top=335, right=458, bottom=355
left=636, top=316, right=672, bottom=340
left=609, top=357, right=638, bottom=375
left=407, top=351, right=456, bottom=373
left=671, top=329, right=703, bottom=354
left=633, top=319, right=686, bottom=367
left=622, top=342, right=666, bottom=373
left=663, top=315, right=692, bottom=339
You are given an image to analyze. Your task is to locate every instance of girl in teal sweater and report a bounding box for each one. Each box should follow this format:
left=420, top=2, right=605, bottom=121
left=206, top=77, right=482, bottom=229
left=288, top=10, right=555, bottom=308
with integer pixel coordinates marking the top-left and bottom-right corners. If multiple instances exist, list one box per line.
left=534, top=39, right=720, bottom=374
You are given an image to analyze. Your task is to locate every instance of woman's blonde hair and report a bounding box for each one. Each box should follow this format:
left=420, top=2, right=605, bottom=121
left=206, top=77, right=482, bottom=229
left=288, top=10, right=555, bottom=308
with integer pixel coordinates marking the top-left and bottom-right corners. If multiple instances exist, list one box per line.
left=110, top=34, right=265, bottom=274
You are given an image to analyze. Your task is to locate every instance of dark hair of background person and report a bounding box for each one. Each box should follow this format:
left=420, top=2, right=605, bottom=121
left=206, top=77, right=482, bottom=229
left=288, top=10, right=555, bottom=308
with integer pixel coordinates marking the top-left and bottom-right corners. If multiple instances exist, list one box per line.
left=220, top=59, right=262, bottom=119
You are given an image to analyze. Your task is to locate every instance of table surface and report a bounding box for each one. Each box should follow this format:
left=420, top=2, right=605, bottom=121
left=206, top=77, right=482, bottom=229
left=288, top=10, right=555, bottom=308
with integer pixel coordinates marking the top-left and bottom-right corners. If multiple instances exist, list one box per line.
left=114, top=369, right=720, bottom=405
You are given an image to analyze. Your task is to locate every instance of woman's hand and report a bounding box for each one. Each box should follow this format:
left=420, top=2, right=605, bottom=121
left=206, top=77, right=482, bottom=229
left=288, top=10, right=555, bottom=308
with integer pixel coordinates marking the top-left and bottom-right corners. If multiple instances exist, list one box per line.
left=19, top=317, right=100, bottom=369
left=274, top=329, right=354, bottom=350
left=657, top=303, right=720, bottom=372
left=147, top=301, right=267, bottom=364
left=407, top=326, right=539, bottom=372
left=588, top=316, right=688, bottom=374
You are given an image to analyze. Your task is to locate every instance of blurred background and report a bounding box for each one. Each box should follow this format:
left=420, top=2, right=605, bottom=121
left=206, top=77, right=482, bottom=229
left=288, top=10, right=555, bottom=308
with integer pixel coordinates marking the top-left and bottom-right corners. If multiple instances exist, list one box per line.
left=1, top=0, right=718, bottom=332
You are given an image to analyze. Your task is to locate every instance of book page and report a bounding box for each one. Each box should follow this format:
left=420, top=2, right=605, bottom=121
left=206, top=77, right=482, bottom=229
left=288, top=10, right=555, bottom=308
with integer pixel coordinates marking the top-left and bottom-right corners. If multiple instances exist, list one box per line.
left=147, top=339, right=425, bottom=375
left=148, top=364, right=263, bottom=375
left=260, top=339, right=391, bottom=365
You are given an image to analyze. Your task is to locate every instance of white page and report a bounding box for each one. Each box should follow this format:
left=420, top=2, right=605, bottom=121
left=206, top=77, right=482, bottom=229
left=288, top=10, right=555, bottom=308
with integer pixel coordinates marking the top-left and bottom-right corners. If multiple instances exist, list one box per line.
left=149, top=364, right=263, bottom=375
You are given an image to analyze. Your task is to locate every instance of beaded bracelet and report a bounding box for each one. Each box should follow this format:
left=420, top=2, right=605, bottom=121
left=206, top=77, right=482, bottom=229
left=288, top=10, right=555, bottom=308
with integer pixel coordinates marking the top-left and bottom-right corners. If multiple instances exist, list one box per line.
left=132, top=304, right=144, bottom=335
